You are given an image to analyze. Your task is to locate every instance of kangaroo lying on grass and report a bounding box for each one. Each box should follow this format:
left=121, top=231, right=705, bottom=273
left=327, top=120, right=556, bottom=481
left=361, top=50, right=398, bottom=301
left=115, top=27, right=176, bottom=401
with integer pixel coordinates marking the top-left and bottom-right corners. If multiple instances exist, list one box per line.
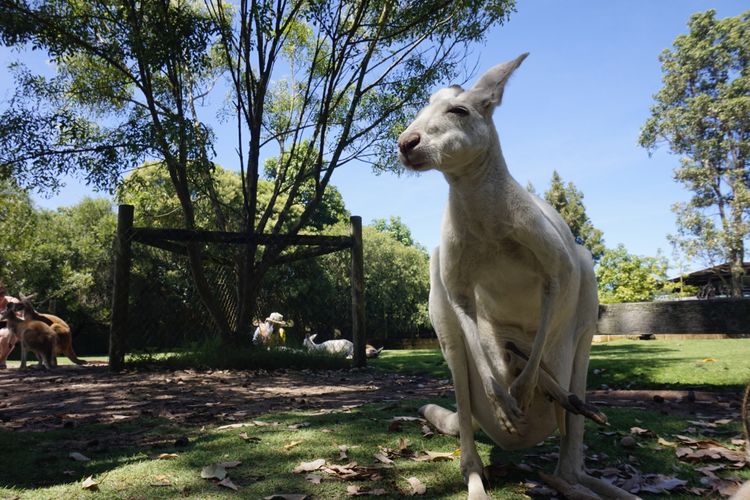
left=303, top=333, right=354, bottom=358
left=0, top=304, right=56, bottom=369
left=11, top=295, right=86, bottom=366
left=398, top=54, right=635, bottom=499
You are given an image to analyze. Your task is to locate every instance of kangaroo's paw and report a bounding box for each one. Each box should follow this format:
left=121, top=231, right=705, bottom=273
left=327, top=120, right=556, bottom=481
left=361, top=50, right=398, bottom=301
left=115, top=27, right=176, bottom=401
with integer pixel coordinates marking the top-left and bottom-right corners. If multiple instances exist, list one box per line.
left=548, top=470, right=641, bottom=500
left=489, top=379, right=524, bottom=434
left=509, top=368, right=538, bottom=411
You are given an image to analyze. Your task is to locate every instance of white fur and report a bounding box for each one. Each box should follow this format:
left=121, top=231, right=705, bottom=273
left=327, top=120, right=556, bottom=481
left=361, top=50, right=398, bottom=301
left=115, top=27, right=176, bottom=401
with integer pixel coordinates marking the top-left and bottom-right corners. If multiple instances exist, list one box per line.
left=398, top=54, right=636, bottom=500
left=303, top=334, right=354, bottom=357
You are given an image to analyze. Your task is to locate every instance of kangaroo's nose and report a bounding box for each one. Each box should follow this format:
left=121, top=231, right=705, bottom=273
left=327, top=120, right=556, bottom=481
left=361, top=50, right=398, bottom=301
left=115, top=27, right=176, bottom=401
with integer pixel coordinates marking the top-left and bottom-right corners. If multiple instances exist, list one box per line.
left=398, top=132, right=421, bottom=154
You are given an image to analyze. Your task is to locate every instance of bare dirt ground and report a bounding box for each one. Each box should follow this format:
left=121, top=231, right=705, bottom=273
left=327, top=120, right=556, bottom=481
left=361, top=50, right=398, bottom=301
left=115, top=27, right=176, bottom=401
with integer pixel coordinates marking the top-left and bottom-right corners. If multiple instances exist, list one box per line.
left=0, top=365, right=743, bottom=433
left=0, top=365, right=456, bottom=431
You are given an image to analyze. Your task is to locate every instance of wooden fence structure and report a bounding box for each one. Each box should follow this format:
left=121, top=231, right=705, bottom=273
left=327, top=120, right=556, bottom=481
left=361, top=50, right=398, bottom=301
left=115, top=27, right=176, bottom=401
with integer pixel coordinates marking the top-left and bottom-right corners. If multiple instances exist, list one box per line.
left=108, top=204, right=366, bottom=371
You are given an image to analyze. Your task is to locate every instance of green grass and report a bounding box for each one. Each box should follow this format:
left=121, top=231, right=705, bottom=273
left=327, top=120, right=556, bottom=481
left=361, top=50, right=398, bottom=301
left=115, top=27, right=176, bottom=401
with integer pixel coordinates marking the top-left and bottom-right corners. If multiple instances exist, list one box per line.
left=4, top=340, right=750, bottom=498
left=125, top=340, right=352, bottom=371
left=371, top=348, right=450, bottom=379
left=6, top=343, right=351, bottom=372
left=4, top=355, right=109, bottom=368
left=372, top=339, right=750, bottom=390
left=587, top=339, right=750, bottom=390
left=1, top=395, right=745, bottom=499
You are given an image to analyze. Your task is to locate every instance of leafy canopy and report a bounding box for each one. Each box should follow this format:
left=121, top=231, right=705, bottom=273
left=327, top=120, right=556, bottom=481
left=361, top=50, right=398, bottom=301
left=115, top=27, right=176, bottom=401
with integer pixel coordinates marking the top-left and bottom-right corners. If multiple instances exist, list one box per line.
left=541, top=171, right=605, bottom=262
left=639, top=9, right=750, bottom=296
left=596, top=244, right=668, bottom=304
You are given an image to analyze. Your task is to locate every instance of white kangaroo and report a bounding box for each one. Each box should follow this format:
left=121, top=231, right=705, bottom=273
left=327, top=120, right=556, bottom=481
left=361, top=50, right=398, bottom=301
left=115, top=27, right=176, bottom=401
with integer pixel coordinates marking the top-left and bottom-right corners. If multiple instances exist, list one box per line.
left=303, top=333, right=354, bottom=358
left=398, top=54, right=637, bottom=500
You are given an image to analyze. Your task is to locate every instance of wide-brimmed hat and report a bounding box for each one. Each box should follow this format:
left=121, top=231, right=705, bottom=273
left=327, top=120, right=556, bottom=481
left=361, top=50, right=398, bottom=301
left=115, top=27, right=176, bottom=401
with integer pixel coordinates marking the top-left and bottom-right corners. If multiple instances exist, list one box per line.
left=266, top=312, right=287, bottom=325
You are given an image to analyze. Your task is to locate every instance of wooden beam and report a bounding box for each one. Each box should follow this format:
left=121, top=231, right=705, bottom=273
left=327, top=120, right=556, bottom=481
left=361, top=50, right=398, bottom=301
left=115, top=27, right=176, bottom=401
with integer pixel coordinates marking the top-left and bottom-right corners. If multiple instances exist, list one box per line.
left=132, top=227, right=353, bottom=248
left=108, top=205, right=134, bottom=372
left=350, top=216, right=366, bottom=368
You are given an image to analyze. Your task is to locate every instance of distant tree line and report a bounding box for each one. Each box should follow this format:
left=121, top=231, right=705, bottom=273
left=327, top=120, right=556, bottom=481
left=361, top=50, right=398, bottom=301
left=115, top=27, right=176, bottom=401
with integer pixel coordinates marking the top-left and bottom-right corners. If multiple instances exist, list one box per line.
left=0, top=170, right=430, bottom=353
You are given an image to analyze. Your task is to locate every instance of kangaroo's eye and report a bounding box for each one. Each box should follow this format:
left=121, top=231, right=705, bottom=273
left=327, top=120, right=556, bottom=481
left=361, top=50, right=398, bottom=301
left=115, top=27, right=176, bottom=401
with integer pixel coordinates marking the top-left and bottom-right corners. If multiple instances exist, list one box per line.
left=447, top=106, right=469, bottom=116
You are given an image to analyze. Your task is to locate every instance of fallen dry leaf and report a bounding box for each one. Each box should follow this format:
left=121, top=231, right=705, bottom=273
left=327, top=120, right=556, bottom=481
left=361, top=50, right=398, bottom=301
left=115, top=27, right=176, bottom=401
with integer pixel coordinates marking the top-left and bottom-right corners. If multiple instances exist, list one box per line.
left=69, top=452, right=91, bottom=462
left=347, top=484, right=387, bottom=496
left=338, top=444, right=349, bottom=460
left=218, top=477, right=239, bottom=491
left=151, top=475, right=172, bottom=487
left=639, top=474, right=688, bottom=494
left=630, top=427, right=654, bottom=437
left=81, top=476, right=99, bottom=491
left=657, top=437, right=677, bottom=448
left=304, top=474, right=323, bottom=484
left=155, top=453, right=179, bottom=460
left=293, top=458, right=326, bottom=474
left=322, top=462, right=361, bottom=479
left=406, top=477, right=426, bottom=495
left=218, top=460, right=242, bottom=469
left=412, top=450, right=458, bottom=462
left=288, top=422, right=311, bottom=429
left=284, top=441, right=303, bottom=450
left=373, top=452, right=394, bottom=465
left=253, top=420, right=279, bottom=427
left=263, top=494, right=308, bottom=500
left=392, top=416, right=424, bottom=423
left=676, top=446, right=746, bottom=463
left=201, top=464, right=228, bottom=480
left=217, top=423, right=246, bottom=430
left=696, top=464, right=724, bottom=479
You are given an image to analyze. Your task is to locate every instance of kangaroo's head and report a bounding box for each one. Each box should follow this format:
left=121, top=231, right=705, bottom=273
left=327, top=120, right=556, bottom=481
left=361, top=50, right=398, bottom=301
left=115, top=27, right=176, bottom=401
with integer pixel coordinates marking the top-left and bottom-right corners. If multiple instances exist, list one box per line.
left=0, top=304, right=13, bottom=321
left=397, top=53, right=527, bottom=175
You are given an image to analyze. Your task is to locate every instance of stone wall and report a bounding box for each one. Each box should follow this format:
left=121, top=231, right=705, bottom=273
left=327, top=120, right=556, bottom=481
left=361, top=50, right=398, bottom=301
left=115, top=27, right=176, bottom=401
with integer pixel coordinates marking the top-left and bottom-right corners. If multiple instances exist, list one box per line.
left=598, top=299, right=750, bottom=335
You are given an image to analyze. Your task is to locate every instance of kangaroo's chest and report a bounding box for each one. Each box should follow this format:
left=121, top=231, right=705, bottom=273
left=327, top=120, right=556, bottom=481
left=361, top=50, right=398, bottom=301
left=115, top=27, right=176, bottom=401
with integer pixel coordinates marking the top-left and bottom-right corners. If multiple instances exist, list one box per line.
left=442, top=237, right=545, bottom=338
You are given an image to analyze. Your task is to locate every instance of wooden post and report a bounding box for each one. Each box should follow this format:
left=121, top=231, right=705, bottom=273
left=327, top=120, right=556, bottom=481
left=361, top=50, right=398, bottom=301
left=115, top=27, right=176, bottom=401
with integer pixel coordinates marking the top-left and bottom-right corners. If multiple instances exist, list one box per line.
left=350, top=216, right=366, bottom=367
left=108, top=204, right=134, bottom=372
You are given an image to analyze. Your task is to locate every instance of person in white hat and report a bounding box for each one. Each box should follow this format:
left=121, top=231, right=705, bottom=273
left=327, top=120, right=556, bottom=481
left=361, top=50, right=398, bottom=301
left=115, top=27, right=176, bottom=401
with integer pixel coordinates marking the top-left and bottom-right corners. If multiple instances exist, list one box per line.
left=252, top=312, right=287, bottom=347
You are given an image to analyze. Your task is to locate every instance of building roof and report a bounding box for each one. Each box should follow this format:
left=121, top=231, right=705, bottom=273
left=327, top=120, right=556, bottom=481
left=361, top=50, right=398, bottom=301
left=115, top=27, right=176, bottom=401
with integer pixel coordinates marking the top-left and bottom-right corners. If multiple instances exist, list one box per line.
left=670, top=262, right=750, bottom=286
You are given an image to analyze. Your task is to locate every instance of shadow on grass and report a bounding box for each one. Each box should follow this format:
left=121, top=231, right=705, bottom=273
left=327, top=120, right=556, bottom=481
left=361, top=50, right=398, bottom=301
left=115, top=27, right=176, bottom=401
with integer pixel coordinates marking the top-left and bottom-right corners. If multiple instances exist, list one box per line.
left=2, top=392, right=747, bottom=499
left=0, top=416, right=223, bottom=490
left=370, top=349, right=449, bottom=379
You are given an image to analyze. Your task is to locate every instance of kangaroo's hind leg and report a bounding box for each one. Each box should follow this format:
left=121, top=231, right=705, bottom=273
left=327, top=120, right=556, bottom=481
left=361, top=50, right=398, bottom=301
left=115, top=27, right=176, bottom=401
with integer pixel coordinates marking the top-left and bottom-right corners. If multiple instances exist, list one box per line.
left=420, top=249, right=489, bottom=500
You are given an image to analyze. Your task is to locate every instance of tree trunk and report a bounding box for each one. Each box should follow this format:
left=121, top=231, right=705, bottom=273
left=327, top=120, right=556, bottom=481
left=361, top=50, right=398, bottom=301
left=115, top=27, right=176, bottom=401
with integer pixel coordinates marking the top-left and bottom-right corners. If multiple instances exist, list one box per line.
left=730, top=247, right=745, bottom=298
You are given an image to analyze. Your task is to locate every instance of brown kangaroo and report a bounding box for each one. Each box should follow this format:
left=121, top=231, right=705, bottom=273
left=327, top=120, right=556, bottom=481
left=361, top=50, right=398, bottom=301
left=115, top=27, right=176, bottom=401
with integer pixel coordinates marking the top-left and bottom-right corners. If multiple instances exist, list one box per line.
left=0, top=304, right=56, bottom=369
left=12, top=297, right=86, bottom=366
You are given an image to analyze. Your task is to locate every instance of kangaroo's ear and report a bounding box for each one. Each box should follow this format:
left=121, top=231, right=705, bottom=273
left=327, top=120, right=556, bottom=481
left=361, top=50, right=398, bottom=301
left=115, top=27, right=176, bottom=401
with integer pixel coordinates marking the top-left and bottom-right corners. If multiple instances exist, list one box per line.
left=310, top=334, right=317, bottom=341
left=467, top=53, right=528, bottom=114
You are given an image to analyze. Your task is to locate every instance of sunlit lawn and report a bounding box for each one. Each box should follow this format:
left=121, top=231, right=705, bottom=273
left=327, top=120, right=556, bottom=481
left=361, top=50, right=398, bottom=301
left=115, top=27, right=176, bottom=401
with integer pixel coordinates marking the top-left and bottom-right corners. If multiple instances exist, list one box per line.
left=4, top=355, right=109, bottom=368
left=371, top=338, right=750, bottom=390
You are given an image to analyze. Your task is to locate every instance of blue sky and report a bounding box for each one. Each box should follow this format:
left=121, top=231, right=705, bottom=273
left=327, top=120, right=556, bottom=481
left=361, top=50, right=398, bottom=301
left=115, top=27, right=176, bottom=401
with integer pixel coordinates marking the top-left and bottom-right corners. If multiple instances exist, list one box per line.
left=2, top=1, right=747, bottom=274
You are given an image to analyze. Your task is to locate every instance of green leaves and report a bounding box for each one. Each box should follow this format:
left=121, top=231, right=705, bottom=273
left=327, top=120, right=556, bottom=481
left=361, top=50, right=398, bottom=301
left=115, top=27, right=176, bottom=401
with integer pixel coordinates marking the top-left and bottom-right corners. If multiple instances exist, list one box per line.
left=596, top=244, right=668, bottom=304
left=639, top=9, right=750, bottom=295
left=542, top=171, right=605, bottom=262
